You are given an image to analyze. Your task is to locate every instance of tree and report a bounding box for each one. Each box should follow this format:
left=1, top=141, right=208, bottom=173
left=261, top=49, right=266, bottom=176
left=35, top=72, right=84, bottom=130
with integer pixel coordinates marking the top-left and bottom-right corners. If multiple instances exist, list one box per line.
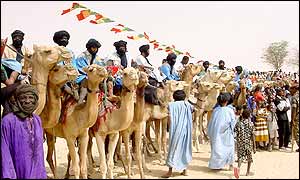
left=288, top=47, right=299, bottom=69
left=262, top=41, right=289, bottom=71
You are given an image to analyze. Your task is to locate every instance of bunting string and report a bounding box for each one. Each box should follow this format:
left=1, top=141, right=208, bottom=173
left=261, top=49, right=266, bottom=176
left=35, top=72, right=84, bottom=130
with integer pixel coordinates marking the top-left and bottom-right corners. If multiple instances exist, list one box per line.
left=61, top=2, right=196, bottom=59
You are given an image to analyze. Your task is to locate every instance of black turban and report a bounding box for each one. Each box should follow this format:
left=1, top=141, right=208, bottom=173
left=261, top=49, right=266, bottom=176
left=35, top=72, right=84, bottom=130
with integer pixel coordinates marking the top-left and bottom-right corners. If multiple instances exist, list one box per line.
left=139, top=44, right=150, bottom=53
left=11, top=30, right=25, bottom=38
left=53, top=30, right=70, bottom=44
left=203, top=61, right=210, bottom=66
left=219, top=60, right=225, bottom=64
left=114, top=40, right=127, bottom=48
left=86, top=38, right=101, bottom=49
left=235, top=66, right=243, bottom=72
left=166, top=53, right=177, bottom=61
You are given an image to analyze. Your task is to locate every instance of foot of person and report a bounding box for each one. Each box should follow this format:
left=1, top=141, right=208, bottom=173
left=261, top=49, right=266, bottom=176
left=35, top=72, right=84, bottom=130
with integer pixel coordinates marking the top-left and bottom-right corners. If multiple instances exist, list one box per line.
left=161, top=172, right=172, bottom=178
left=180, top=170, right=188, bottom=176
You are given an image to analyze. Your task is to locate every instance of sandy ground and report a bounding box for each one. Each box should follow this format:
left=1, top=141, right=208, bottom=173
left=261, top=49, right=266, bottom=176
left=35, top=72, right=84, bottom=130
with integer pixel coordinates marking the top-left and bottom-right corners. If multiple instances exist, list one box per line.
left=44, top=138, right=299, bottom=179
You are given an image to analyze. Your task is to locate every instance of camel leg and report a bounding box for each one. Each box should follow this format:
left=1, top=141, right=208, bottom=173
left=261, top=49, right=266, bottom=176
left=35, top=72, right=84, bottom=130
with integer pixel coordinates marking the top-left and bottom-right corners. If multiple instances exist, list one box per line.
left=161, top=117, right=168, bottom=160
left=94, top=133, right=107, bottom=179
left=116, top=133, right=127, bottom=175
left=135, top=127, right=145, bottom=178
left=65, top=153, right=71, bottom=179
left=46, top=132, right=57, bottom=178
left=107, top=132, right=120, bottom=179
left=66, top=137, right=80, bottom=179
left=87, top=135, right=96, bottom=176
left=154, top=120, right=163, bottom=161
left=79, top=132, right=89, bottom=179
left=123, top=131, right=132, bottom=178
left=193, top=109, right=201, bottom=152
left=199, top=111, right=205, bottom=145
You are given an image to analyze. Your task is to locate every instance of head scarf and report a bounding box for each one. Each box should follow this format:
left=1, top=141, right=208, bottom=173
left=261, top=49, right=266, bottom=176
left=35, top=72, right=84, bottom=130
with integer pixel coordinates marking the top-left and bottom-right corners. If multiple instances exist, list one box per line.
left=113, top=40, right=127, bottom=49
left=114, top=40, right=127, bottom=67
left=53, top=30, right=70, bottom=45
left=9, top=84, right=39, bottom=119
left=139, top=44, right=150, bottom=53
left=11, top=30, right=25, bottom=38
left=86, top=38, right=101, bottom=49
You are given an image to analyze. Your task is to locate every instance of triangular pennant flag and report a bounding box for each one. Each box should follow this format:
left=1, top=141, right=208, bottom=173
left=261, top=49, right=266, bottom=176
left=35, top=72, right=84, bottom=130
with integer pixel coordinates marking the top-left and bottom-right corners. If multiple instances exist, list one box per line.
left=127, top=36, right=134, bottom=40
left=150, top=40, right=157, bottom=43
left=153, top=43, right=159, bottom=49
left=123, top=27, right=134, bottom=32
left=61, top=2, right=86, bottom=15
left=117, top=24, right=125, bottom=27
left=76, top=9, right=91, bottom=21
left=111, top=28, right=122, bottom=34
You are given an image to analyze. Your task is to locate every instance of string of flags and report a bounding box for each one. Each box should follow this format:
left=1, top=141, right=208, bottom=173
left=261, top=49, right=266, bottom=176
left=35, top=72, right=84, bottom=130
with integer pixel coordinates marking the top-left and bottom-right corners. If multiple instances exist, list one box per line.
left=61, top=2, right=197, bottom=59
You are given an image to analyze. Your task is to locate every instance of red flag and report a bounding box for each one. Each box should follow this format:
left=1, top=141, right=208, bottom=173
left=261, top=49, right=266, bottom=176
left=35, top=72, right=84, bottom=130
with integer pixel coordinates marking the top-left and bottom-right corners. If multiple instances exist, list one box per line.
left=111, top=28, right=122, bottom=34
left=1, top=38, right=8, bottom=59
left=158, top=48, right=163, bottom=51
left=150, top=40, right=157, bottom=43
left=94, top=13, right=103, bottom=20
left=153, top=43, right=159, bottom=49
left=117, top=24, right=125, bottom=27
left=61, top=9, right=71, bottom=15
left=127, top=36, right=134, bottom=40
left=76, top=10, right=91, bottom=21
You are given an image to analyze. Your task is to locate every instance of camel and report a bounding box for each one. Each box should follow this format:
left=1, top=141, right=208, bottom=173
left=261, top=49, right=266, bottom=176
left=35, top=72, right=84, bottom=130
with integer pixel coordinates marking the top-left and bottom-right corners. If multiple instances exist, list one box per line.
left=192, top=80, right=224, bottom=151
left=28, top=45, right=73, bottom=115
left=234, top=79, right=247, bottom=107
left=90, top=67, right=139, bottom=179
left=38, top=63, right=78, bottom=178
left=180, top=63, right=203, bottom=97
left=43, top=64, right=108, bottom=179
left=117, top=71, right=149, bottom=179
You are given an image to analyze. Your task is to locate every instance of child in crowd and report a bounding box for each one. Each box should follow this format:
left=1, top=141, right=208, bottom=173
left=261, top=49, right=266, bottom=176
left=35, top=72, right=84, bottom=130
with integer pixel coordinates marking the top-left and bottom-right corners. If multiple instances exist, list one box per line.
left=234, top=108, right=256, bottom=176
left=266, top=103, right=279, bottom=152
left=254, top=102, right=269, bottom=150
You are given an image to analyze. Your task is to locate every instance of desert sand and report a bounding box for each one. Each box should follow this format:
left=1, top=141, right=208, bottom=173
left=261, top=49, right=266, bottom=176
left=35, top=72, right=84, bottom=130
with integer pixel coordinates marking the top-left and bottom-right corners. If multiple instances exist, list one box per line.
left=44, top=138, right=299, bottom=179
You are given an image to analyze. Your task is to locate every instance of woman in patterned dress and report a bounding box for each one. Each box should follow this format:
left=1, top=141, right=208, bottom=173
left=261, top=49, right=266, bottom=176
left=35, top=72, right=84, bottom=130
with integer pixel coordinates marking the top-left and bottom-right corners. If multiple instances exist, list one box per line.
left=234, top=108, right=256, bottom=176
left=254, top=102, right=269, bottom=150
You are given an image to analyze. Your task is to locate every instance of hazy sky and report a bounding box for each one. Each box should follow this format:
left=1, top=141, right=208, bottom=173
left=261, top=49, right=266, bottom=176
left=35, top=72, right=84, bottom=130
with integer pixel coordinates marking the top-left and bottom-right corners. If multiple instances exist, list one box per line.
left=1, top=1, right=299, bottom=72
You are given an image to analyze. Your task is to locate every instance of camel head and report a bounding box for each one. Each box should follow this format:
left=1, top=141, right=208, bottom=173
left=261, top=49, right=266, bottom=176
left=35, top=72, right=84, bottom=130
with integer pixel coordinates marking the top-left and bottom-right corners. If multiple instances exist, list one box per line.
left=48, top=63, right=78, bottom=87
left=137, top=71, right=149, bottom=88
left=218, top=70, right=235, bottom=85
left=239, top=79, right=246, bottom=90
left=225, top=80, right=238, bottom=93
left=83, top=64, right=108, bottom=90
left=165, top=80, right=189, bottom=92
left=122, top=67, right=139, bottom=91
left=181, top=63, right=203, bottom=81
left=205, top=69, right=224, bottom=83
left=31, top=45, right=72, bottom=70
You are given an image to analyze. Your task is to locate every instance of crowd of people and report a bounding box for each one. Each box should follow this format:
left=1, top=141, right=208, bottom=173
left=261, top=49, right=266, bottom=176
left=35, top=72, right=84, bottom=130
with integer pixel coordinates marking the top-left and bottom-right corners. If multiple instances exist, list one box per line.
left=1, top=29, right=299, bottom=179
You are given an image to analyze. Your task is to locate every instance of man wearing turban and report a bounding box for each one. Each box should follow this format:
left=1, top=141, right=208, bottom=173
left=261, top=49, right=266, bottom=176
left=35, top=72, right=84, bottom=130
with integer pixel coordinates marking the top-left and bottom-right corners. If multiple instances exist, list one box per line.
left=72, top=38, right=105, bottom=105
left=52, top=30, right=79, bottom=100
left=135, top=44, right=164, bottom=86
left=1, top=84, right=47, bottom=179
left=160, top=53, right=180, bottom=81
left=2, top=30, right=31, bottom=85
left=104, top=40, right=133, bottom=69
